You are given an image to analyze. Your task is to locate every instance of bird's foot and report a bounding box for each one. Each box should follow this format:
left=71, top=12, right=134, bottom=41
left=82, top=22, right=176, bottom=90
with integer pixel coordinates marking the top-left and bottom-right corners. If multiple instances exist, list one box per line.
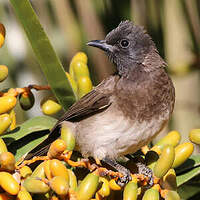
left=135, top=161, right=154, bottom=187
left=116, top=168, right=132, bottom=187
left=126, top=155, right=154, bottom=186
left=102, top=157, right=132, bottom=187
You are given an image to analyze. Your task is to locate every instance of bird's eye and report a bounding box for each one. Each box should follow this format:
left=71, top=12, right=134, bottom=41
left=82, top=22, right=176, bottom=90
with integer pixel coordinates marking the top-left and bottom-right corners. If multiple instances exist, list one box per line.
left=120, top=39, right=129, bottom=48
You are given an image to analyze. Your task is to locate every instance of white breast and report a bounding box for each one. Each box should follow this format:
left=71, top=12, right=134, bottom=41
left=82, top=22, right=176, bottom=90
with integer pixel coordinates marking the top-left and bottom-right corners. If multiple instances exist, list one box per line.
left=75, top=106, right=169, bottom=160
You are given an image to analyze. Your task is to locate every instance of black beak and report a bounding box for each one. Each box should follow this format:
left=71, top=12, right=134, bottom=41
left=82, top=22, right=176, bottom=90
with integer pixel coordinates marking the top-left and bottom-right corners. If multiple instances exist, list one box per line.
left=87, top=40, right=112, bottom=52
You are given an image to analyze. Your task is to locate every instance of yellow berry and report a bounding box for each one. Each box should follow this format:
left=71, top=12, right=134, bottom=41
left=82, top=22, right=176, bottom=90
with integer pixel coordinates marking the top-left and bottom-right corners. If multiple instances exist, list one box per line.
left=49, top=159, right=69, bottom=182
left=69, top=52, right=88, bottom=79
left=44, top=160, right=52, bottom=180
left=142, top=188, right=159, bottom=200
left=50, top=176, right=69, bottom=196
left=0, top=23, right=5, bottom=48
left=0, top=152, right=15, bottom=171
left=31, top=162, right=45, bottom=179
left=41, top=98, right=62, bottom=115
left=71, top=60, right=90, bottom=82
left=47, top=139, right=66, bottom=158
left=19, top=166, right=32, bottom=178
left=154, top=145, right=175, bottom=178
left=77, top=173, right=99, bottom=200
left=61, top=123, right=75, bottom=151
left=109, top=179, right=121, bottom=191
left=0, top=65, right=8, bottom=82
left=155, top=130, right=181, bottom=150
left=77, top=76, right=93, bottom=99
left=17, top=189, right=32, bottom=200
left=67, top=169, right=77, bottom=191
left=97, top=177, right=110, bottom=197
left=123, top=181, right=137, bottom=200
left=72, top=52, right=88, bottom=64
left=0, top=138, right=7, bottom=154
left=23, top=177, right=50, bottom=194
left=0, top=172, right=20, bottom=195
left=189, top=129, right=200, bottom=145
left=66, top=72, right=78, bottom=96
left=0, top=114, right=11, bottom=135
left=172, top=142, right=194, bottom=168
left=0, top=96, right=17, bottom=114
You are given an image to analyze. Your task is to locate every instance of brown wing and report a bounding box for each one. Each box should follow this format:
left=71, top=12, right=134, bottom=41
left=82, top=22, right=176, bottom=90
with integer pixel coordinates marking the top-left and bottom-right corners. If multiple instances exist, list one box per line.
left=58, top=89, right=111, bottom=123
left=24, top=75, right=118, bottom=160
left=54, top=74, right=119, bottom=124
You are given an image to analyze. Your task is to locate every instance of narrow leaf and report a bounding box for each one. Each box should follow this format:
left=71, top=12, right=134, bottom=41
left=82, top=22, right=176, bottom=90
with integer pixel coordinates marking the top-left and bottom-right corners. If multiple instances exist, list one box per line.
left=176, top=155, right=200, bottom=174
left=177, top=166, right=200, bottom=186
left=2, top=116, right=57, bottom=145
left=9, top=0, right=76, bottom=109
left=8, top=130, right=49, bottom=161
left=178, top=184, right=200, bottom=199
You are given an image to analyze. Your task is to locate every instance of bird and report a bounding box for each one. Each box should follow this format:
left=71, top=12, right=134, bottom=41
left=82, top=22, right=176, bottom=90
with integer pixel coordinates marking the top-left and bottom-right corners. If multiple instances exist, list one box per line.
left=25, top=20, right=175, bottom=185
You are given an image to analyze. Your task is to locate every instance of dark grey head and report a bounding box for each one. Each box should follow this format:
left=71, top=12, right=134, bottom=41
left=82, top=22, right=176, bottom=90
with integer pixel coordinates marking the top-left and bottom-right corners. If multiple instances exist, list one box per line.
left=88, top=21, right=163, bottom=75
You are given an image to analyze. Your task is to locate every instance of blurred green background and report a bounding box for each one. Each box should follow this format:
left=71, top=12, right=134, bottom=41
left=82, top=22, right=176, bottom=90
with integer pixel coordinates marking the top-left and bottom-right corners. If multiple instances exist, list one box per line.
left=0, top=0, right=200, bottom=153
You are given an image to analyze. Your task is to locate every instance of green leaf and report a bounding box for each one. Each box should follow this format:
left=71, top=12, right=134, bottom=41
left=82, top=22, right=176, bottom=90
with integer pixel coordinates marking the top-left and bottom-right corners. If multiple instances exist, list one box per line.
left=9, top=0, right=76, bottom=109
left=2, top=116, right=57, bottom=161
left=177, top=166, right=200, bottom=186
left=2, top=116, right=57, bottom=145
left=176, top=155, right=200, bottom=187
left=176, top=155, right=200, bottom=174
left=178, top=184, right=200, bottom=199
left=9, top=131, right=49, bottom=161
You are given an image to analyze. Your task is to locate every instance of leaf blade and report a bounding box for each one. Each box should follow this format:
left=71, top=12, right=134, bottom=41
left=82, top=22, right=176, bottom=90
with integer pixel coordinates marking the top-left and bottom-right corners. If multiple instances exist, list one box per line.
left=177, top=166, right=200, bottom=186
left=9, top=0, right=76, bottom=109
left=2, top=116, right=57, bottom=144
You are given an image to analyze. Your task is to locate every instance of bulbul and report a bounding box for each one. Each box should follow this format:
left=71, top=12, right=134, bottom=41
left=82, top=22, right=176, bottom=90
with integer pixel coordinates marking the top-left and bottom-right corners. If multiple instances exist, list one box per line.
left=25, top=20, right=175, bottom=184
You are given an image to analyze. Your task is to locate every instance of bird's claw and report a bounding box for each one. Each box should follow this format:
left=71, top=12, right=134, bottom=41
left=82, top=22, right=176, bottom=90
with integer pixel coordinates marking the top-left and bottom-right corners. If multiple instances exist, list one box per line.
left=116, top=169, right=132, bottom=187
left=136, top=162, right=154, bottom=187
left=102, top=157, right=132, bottom=187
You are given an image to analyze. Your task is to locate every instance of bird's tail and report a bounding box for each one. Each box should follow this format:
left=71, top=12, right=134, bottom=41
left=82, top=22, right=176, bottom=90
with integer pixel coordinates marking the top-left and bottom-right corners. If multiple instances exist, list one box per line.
left=24, top=125, right=60, bottom=160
